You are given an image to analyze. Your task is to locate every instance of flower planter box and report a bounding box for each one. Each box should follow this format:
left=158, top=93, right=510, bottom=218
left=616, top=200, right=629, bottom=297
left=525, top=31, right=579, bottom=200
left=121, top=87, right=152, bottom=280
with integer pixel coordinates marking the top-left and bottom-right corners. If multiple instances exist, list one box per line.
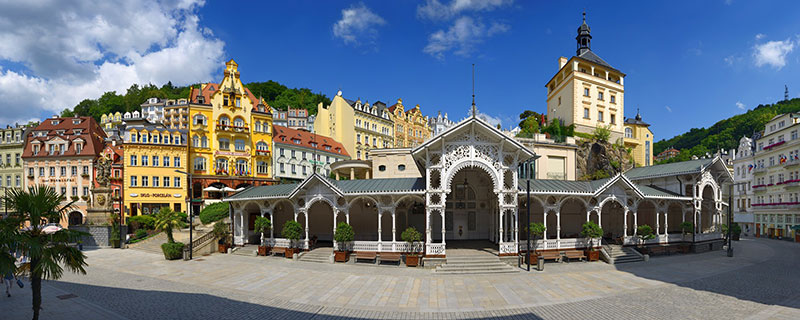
left=257, top=246, right=269, bottom=256
left=733, top=234, right=740, bottom=241
left=218, top=244, right=229, bottom=253
left=334, top=251, right=349, bottom=262
left=678, top=244, right=691, bottom=253
left=405, top=254, right=420, bottom=267
left=525, top=253, right=538, bottom=265
left=585, top=250, right=600, bottom=261
left=285, top=247, right=298, bottom=258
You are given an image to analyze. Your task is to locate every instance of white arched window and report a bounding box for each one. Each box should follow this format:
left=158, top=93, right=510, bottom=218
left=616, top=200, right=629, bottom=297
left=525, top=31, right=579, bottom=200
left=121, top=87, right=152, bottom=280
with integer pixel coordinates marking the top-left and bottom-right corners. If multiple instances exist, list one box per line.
left=193, top=114, right=206, bottom=126
left=201, top=136, right=208, bottom=148
left=218, top=115, right=230, bottom=125
left=192, top=135, right=199, bottom=147
left=193, top=157, right=206, bottom=171
left=233, top=117, right=244, bottom=128
left=255, top=121, right=262, bottom=132
left=256, top=141, right=268, bottom=151
left=625, top=127, right=633, bottom=138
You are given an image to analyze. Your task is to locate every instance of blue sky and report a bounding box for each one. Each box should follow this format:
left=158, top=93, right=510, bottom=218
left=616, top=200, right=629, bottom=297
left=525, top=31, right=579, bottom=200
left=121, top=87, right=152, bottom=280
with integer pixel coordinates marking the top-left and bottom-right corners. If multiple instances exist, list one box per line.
left=1, top=1, right=799, bottom=142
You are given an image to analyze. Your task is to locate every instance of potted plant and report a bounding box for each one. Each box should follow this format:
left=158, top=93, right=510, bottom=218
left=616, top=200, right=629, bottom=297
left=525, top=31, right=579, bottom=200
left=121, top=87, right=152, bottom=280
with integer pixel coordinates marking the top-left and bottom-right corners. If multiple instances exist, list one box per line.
left=253, top=216, right=272, bottom=256
left=333, top=222, right=354, bottom=262
left=580, top=221, right=602, bottom=261
left=213, top=221, right=231, bottom=253
left=679, top=221, right=693, bottom=253
left=70, top=195, right=79, bottom=201
left=526, top=222, right=546, bottom=264
left=154, top=207, right=185, bottom=260
left=281, top=220, right=303, bottom=258
left=732, top=223, right=742, bottom=241
left=636, top=225, right=655, bottom=255
left=401, top=227, right=422, bottom=267
left=108, top=213, right=121, bottom=248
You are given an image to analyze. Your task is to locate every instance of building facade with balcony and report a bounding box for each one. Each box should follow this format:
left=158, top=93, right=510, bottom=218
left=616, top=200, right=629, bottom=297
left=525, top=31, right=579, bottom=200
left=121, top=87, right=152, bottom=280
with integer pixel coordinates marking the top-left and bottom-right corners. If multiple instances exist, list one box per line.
left=388, top=99, right=432, bottom=148
left=22, top=116, right=107, bottom=227
left=744, top=113, right=800, bottom=240
left=120, top=117, right=188, bottom=217
left=429, top=111, right=456, bottom=137
left=732, top=136, right=755, bottom=236
left=274, top=107, right=312, bottom=131
left=186, top=60, right=275, bottom=203
left=99, top=112, right=123, bottom=132
left=545, top=15, right=626, bottom=141
left=0, top=122, right=36, bottom=213
left=314, top=90, right=394, bottom=160
left=272, top=125, right=349, bottom=182
left=655, top=147, right=680, bottom=162
left=624, top=111, right=654, bottom=167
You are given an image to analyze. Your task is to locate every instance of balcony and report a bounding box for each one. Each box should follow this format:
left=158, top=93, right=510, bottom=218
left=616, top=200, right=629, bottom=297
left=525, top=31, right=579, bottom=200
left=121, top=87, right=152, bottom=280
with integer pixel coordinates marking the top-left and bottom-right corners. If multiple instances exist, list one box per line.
left=753, top=166, right=768, bottom=174
left=255, top=149, right=270, bottom=156
left=216, top=123, right=249, bottom=133
left=785, top=158, right=800, bottom=168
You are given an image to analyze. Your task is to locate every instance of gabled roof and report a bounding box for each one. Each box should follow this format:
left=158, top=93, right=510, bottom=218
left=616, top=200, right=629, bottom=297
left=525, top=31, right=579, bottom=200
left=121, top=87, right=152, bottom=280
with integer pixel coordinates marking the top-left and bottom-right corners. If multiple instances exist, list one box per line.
left=624, top=158, right=715, bottom=180
left=518, top=176, right=690, bottom=201
left=273, top=125, right=350, bottom=158
left=288, top=174, right=343, bottom=198
left=412, top=115, right=536, bottom=160
left=575, top=50, right=621, bottom=74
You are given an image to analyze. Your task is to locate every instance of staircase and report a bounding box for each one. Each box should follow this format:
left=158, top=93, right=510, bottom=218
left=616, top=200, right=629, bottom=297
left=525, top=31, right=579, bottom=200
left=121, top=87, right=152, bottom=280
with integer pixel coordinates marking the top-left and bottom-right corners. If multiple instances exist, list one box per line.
left=434, top=250, right=518, bottom=274
left=231, top=246, right=257, bottom=256
left=298, top=247, right=332, bottom=263
left=602, top=244, right=644, bottom=264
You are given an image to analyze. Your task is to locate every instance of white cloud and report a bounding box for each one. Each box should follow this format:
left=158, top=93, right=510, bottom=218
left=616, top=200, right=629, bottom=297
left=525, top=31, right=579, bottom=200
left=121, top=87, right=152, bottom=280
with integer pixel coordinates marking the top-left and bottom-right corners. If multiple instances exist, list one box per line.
left=0, top=0, right=224, bottom=124
left=755, top=33, right=766, bottom=40
left=753, top=38, right=795, bottom=69
left=736, top=101, right=746, bottom=110
left=724, top=55, right=735, bottom=65
left=477, top=111, right=502, bottom=128
left=417, top=0, right=513, bottom=20
left=725, top=0, right=733, bottom=5
left=665, top=106, right=672, bottom=112
left=423, top=17, right=509, bottom=59
left=332, top=3, right=386, bottom=46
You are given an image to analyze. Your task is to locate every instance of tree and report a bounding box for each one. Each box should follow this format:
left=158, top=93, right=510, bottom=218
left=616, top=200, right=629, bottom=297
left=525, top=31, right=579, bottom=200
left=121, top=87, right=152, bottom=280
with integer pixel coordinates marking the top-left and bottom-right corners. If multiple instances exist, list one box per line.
left=253, top=216, right=272, bottom=246
left=528, top=222, right=546, bottom=254
left=636, top=225, right=655, bottom=246
left=580, top=221, right=603, bottom=251
left=400, top=227, right=422, bottom=254
left=333, top=222, right=354, bottom=252
left=592, top=125, right=612, bottom=142
left=2, top=186, right=88, bottom=320
left=153, top=206, right=183, bottom=243
left=281, top=220, right=303, bottom=248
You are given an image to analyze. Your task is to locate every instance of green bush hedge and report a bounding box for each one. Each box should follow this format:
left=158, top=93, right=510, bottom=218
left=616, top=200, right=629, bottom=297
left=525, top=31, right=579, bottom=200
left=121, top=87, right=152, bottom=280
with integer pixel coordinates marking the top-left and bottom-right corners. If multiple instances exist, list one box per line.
left=161, top=242, right=185, bottom=260
left=199, top=202, right=229, bottom=224
left=135, top=229, right=148, bottom=239
left=129, top=215, right=156, bottom=230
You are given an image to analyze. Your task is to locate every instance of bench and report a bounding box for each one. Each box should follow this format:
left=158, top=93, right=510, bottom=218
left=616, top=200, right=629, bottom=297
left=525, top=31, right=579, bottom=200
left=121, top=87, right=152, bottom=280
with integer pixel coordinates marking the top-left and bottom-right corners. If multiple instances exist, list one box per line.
left=354, top=251, right=378, bottom=264
left=539, top=251, right=562, bottom=263
left=563, top=250, right=586, bottom=262
left=379, top=252, right=403, bottom=266
left=270, top=247, right=286, bottom=257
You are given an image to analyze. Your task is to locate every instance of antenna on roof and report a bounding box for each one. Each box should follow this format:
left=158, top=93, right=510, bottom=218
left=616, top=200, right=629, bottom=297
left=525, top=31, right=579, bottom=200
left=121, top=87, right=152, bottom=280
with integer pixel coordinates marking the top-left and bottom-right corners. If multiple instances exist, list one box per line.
left=471, top=63, right=477, bottom=118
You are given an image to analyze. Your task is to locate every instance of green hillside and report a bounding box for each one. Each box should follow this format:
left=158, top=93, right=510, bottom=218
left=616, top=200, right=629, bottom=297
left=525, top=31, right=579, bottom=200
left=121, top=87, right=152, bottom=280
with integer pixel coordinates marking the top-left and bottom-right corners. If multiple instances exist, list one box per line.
left=654, top=97, right=800, bottom=164
left=60, top=81, right=329, bottom=123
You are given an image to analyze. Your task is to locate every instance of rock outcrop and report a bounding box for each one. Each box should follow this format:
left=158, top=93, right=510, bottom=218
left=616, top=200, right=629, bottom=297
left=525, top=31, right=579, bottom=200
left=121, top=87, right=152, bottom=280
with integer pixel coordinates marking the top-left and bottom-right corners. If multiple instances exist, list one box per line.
left=576, top=139, right=634, bottom=180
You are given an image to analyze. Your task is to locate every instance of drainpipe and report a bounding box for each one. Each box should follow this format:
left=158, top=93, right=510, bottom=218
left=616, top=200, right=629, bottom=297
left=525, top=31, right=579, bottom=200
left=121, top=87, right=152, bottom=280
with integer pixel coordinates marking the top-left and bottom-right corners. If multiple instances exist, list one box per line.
left=676, top=176, right=683, bottom=196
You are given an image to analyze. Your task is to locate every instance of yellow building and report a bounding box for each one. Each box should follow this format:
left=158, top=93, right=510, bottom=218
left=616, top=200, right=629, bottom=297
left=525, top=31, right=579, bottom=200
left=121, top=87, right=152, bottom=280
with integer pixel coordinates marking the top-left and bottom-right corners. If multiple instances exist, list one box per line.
left=186, top=59, right=275, bottom=203
left=545, top=14, right=626, bottom=142
left=624, top=111, right=654, bottom=167
left=121, top=118, right=188, bottom=216
left=315, top=91, right=393, bottom=160
left=388, top=99, right=432, bottom=148
left=100, top=112, right=122, bottom=131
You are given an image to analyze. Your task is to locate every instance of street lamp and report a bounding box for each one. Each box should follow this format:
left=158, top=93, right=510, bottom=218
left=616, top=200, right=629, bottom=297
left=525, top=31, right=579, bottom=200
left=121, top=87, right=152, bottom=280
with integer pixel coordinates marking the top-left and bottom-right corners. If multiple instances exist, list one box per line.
left=519, top=155, right=540, bottom=272
left=175, top=169, right=193, bottom=260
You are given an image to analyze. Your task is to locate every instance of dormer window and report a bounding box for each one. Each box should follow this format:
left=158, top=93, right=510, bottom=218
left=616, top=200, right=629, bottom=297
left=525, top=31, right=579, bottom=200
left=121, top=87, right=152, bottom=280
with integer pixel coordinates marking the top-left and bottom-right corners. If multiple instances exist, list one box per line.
left=33, top=145, right=40, bottom=154
left=223, top=95, right=229, bottom=106
left=51, top=120, right=59, bottom=125
left=76, top=143, right=82, bottom=154
left=73, top=129, right=82, bottom=135
left=72, top=119, right=81, bottom=125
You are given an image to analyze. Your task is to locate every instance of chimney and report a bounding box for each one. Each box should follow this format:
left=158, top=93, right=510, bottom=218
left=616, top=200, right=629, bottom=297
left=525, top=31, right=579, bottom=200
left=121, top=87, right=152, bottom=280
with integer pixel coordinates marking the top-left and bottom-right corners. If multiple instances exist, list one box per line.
left=559, top=57, right=568, bottom=69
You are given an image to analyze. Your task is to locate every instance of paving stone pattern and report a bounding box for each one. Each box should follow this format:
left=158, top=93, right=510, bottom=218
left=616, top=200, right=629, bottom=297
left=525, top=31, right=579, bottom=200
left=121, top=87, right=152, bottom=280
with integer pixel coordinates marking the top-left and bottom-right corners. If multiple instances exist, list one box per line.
left=2, top=238, right=798, bottom=319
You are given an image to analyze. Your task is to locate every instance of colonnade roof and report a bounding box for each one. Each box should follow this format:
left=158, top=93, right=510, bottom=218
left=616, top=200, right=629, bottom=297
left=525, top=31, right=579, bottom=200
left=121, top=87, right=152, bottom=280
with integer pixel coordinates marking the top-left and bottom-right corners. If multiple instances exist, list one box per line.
left=624, top=157, right=716, bottom=180
left=224, top=175, right=425, bottom=202
left=519, top=174, right=690, bottom=201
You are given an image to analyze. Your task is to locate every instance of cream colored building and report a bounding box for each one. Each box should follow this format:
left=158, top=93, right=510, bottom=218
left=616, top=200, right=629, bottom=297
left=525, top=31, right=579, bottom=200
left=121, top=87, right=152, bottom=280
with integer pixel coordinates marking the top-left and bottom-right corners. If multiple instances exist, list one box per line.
left=624, top=111, right=654, bottom=167
left=515, top=134, right=577, bottom=181
left=315, top=91, right=393, bottom=161
left=329, top=148, right=421, bottom=180
left=545, top=15, right=626, bottom=141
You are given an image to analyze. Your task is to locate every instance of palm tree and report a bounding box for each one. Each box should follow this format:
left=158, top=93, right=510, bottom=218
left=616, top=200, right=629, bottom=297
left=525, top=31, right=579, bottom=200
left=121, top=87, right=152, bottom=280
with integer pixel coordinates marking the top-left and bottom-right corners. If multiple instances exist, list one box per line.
left=153, top=206, right=183, bottom=243
left=1, top=185, right=88, bottom=320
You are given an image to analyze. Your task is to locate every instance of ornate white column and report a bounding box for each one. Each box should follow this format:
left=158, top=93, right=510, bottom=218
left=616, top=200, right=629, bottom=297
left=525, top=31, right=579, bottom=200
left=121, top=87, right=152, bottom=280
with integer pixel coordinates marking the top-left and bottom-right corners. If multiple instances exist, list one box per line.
left=543, top=210, right=548, bottom=241
left=269, top=210, right=274, bottom=240
left=377, top=210, right=383, bottom=251
left=633, top=210, right=638, bottom=236
left=623, top=209, right=629, bottom=237
left=260, top=208, right=266, bottom=246
left=303, top=208, right=309, bottom=249
left=441, top=206, right=446, bottom=247
left=663, top=212, right=668, bottom=238
left=332, top=209, right=338, bottom=248
left=391, top=208, right=396, bottom=251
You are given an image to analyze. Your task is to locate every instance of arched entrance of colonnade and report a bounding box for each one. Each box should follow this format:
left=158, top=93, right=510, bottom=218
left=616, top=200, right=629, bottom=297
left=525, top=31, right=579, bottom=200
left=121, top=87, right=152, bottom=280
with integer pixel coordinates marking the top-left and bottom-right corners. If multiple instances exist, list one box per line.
left=305, top=200, right=335, bottom=248
left=601, top=199, right=626, bottom=243
left=700, top=185, right=717, bottom=233
left=440, top=167, right=502, bottom=252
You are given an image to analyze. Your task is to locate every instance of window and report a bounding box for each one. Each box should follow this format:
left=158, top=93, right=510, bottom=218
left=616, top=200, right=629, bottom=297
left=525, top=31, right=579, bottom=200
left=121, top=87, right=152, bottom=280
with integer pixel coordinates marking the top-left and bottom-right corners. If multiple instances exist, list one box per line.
left=141, top=176, right=149, bottom=187
left=60, top=187, right=66, bottom=196
left=174, top=157, right=180, bottom=168
left=280, top=163, right=285, bottom=173
left=625, top=127, right=633, bottom=138
left=398, top=164, right=406, bottom=171
left=201, top=136, right=208, bottom=148
left=218, top=138, right=229, bottom=150
left=793, top=130, right=798, bottom=140
left=193, top=136, right=199, bottom=147
left=141, top=134, right=148, bottom=143
left=142, top=155, right=149, bottom=166
left=215, top=158, right=228, bottom=173
left=131, top=176, right=137, bottom=187
left=28, top=168, right=33, bottom=176
left=610, top=114, right=615, bottom=124
left=257, top=161, right=269, bottom=174
left=71, top=166, right=77, bottom=176
left=152, top=134, right=159, bottom=144
left=302, top=165, right=307, bottom=175
left=598, top=111, right=604, bottom=122
left=583, top=108, right=590, bottom=119
left=194, top=157, right=206, bottom=171
left=152, top=176, right=159, bottom=187
left=234, top=139, right=245, bottom=151
left=218, top=115, right=230, bottom=126
left=378, top=165, right=386, bottom=172
left=598, top=92, right=604, bottom=100
left=645, top=141, right=651, bottom=166
left=584, top=88, right=590, bottom=97
left=60, top=166, right=66, bottom=176
left=291, top=150, right=296, bottom=159
left=49, top=167, right=55, bottom=176
left=76, top=143, right=82, bottom=154
left=610, top=95, right=616, bottom=103
left=82, top=187, right=88, bottom=196
left=163, top=157, right=169, bottom=167
left=256, top=142, right=268, bottom=151
left=223, top=95, right=229, bottom=106
left=72, top=187, right=78, bottom=196
left=193, top=114, right=206, bottom=126
left=39, top=167, right=44, bottom=176
left=153, top=156, right=159, bottom=167
left=83, top=166, right=89, bottom=175
left=291, top=164, right=296, bottom=174
left=233, top=118, right=244, bottom=128
left=174, top=177, right=181, bottom=188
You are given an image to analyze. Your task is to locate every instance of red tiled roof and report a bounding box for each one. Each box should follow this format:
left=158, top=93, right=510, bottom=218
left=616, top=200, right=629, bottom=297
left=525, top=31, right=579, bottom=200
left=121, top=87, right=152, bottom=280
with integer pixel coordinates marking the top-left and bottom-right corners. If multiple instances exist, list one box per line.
left=189, top=83, right=270, bottom=113
left=22, top=116, right=107, bottom=158
left=272, top=125, right=350, bottom=158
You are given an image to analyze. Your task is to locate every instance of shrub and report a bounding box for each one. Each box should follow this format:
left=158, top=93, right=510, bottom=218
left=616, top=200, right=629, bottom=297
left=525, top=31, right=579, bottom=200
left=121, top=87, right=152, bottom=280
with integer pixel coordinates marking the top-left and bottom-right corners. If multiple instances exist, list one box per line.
left=199, top=202, right=229, bottom=224
left=592, top=125, right=612, bottom=142
left=129, top=215, right=156, bottom=230
left=161, top=242, right=185, bottom=260
left=580, top=221, right=603, bottom=251
left=401, top=227, right=422, bottom=254
left=334, top=222, right=354, bottom=251
left=254, top=216, right=272, bottom=234
left=135, top=228, right=148, bottom=239
left=154, top=207, right=183, bottom=243
left=636, top=225, right=655, bottom=246
left=281, top=221, right=303, bottom=247
left=679, top=221, right=694, bottom=235
left=213, top=221, right=230, bottom=245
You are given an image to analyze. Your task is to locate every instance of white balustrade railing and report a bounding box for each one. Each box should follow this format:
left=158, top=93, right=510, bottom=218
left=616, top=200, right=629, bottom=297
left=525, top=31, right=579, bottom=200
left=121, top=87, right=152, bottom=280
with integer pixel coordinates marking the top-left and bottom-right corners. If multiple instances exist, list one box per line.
left=695, top=233, right=723, bottom=242
left=427, top=243, right=446, bottom=255
left=352, top=241, right=379, bottom=252
left=264, top=238, right=291, bottom=248
left=499, top=242, right=517, bottom=254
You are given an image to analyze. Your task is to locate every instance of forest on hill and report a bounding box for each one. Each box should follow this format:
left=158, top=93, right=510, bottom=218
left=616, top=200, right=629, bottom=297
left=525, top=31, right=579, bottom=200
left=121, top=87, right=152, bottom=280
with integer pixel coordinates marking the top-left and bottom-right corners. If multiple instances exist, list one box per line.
left=59, top=81, right=330, bottom=123
left=653, top=97, right=800, bottom=164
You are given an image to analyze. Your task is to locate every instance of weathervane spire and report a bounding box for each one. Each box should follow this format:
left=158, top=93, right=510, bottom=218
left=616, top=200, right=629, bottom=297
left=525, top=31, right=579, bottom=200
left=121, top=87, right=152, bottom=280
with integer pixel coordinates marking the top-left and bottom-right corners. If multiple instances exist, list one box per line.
left=471, top=63, right=476, bottom=117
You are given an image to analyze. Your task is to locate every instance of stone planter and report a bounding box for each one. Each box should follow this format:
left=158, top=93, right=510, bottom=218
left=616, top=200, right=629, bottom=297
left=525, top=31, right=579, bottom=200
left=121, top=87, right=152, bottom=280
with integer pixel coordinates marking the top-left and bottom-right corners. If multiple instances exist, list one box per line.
left=678, top=244, right=691, bottom=253
left=110, top=239, right=121, bottom=248
left=334, top=251, right=349, bottom=262
left=733, top=234, right=740, bottom=241
left=285, top=247, right=298, bottom=258
left=218, top=243, right=229, bottom=253
left=585, top=250, right=600, bottom=261
left=257, top=246, right=269, bottom=256
left=405, top=254, right=420, bottom=267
